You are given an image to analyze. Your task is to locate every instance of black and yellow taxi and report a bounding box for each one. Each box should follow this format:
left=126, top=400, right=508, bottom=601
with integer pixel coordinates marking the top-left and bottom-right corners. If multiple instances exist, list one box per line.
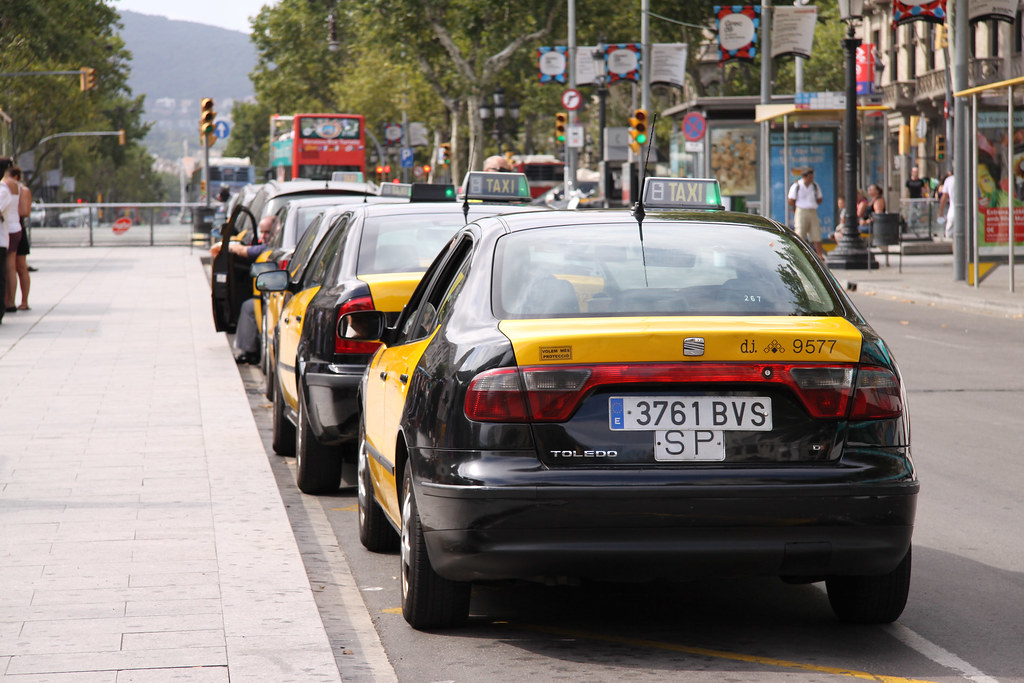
left=347, top=176, right=919, bottom=630
left=256, top=177, right=540, bottom=495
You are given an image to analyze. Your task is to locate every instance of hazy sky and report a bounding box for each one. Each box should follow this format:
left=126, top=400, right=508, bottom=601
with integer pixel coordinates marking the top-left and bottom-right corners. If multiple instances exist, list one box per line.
left=114, top=0, right=278, bottom=33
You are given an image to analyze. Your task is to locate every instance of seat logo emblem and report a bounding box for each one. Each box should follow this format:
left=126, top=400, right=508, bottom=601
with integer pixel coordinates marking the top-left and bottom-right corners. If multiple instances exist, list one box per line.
left=683, top=337, right=705, bottom=356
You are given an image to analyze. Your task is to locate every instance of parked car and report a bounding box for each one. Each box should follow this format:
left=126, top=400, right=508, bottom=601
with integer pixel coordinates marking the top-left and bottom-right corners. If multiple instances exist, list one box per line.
left=59, top=207, right=92, bottom=227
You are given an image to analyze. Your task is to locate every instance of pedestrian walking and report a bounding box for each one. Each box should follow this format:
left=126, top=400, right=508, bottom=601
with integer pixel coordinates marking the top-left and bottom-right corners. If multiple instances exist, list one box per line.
left=11, top=166, right=31, bottom=310
left=0, top=158, right=11, bottom=323
left=787, top=168, right=824, bottom=258
left=938, top=171, right=955, bottom=238
left=2, top=160, right=22, bottom=314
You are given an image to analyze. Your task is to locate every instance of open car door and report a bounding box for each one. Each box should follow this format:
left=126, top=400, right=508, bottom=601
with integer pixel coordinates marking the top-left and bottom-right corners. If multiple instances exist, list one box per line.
left=211, top=204, right=256, bottom=332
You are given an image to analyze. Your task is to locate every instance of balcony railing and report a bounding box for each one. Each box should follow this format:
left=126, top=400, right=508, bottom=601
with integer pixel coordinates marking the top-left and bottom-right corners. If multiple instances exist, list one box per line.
left=886, top=58, right=1005, bottom=110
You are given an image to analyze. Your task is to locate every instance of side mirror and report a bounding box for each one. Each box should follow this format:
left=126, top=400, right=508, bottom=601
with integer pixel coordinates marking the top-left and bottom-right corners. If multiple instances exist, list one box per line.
left=337, top=310, right=386, bottom=342
left=255, top=269, right=289, bottom=293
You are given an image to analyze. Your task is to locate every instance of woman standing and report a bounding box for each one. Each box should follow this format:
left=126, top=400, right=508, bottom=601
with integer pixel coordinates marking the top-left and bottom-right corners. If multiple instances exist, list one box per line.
left=3, top=163, right=23, bottom=313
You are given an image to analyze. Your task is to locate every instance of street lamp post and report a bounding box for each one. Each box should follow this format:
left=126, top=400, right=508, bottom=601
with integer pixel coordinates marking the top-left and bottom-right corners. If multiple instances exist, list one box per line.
left=827, top=0, right=877, bottom=270
left=592, top=39, right=609, bottom=207
left=478, top=87, right=519, bottom=150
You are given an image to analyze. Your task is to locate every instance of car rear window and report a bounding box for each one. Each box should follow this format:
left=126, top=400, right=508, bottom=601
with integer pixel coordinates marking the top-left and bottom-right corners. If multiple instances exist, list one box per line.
left=492, top=222, right=842, bottom=319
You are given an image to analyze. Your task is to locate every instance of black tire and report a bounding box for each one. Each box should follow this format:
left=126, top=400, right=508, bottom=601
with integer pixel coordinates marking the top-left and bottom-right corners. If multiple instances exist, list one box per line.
left=401, top=466, right=470, bottom=629
left=826, top=546, right=912, bottom=624
left=271, top=375, right=294, bottom=456
left=262, top=311, right=274, bottom=399
left=295, top=388, right=341, bottom=495
left=357, top=420, right=399, bottom=552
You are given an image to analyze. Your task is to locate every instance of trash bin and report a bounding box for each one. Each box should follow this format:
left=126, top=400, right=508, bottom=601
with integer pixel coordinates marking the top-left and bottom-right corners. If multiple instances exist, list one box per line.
left=872, top=213, right=900, bottom=246
left=192, top=207, right=216, bottom=246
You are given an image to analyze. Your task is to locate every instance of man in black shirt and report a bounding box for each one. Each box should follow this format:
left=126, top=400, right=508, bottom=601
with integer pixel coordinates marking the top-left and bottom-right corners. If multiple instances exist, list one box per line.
left=905, top=167, right=929, bottom=198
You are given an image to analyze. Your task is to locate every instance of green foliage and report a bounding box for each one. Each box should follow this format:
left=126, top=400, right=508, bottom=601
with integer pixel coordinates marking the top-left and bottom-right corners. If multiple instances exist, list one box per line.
left=0, top=0, right=163, bottom=201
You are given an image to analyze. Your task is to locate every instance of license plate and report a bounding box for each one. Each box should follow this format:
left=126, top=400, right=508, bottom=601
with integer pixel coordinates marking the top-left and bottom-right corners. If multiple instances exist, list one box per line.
left=655, top=430, right=725, bottom=461
left=609, top=396, right=772, bottom=431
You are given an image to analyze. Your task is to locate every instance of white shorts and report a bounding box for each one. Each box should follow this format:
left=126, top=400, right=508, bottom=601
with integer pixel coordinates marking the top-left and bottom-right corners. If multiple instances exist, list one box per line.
left=793, top=207, right=822, bottom=243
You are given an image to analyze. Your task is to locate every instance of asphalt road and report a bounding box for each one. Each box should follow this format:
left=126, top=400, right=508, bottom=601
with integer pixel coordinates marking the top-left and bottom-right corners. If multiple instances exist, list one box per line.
left=239, top=291, right=1023, bottom=682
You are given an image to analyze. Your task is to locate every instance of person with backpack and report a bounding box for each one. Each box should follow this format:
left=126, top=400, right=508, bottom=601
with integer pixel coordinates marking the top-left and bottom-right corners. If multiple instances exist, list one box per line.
left=788, top=168, right=824, bottom=258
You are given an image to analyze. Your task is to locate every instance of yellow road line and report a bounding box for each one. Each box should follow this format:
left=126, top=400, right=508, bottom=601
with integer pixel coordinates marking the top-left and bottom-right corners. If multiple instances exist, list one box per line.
left=331, top=505, right=358, bottom=512
left=514, top=624, right=937, bottom=683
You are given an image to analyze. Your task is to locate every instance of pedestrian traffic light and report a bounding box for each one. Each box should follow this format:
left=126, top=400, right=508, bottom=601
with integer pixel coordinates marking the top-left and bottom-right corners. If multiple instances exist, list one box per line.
left=935, top=134, right=946, bottom=161
left=629, top=109, right=648, bottom=153
left=439, top=142, right=451, bottom=165
left=199, top=98, right=216, bottom=142
left=79, top=67, right=97, bottom=92
left=555, top=113, right=568, bottom=144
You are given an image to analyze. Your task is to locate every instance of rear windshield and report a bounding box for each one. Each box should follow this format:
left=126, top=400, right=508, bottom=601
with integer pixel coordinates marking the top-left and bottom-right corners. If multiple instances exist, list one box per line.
left=492, top=222, right=842, bottom=319
left=353, top=212, right=468, bottom=277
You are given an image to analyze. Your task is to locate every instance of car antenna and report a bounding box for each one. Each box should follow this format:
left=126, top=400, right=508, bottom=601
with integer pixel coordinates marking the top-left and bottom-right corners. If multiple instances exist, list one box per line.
left=631, top=113, right=656, bottom=285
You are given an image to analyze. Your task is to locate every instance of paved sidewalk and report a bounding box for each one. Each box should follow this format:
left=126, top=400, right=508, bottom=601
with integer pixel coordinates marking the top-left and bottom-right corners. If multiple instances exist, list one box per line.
left=830, top=251, right=1024, bottom=319
left=0, top=248, right=347, bottom=681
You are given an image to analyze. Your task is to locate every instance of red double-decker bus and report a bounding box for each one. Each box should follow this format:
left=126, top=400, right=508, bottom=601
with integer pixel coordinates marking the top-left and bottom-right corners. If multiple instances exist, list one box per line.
left=269, top=113, right=366, bottom=181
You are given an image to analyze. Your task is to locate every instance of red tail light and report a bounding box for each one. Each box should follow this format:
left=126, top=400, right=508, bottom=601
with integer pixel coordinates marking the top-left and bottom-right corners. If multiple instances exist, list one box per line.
left=278, top=258, right=289, bottom=271
left=335, top=296, right=381, bottom=355
left=464, top=363, right=901, bottom=423
left=850, top=367, right=902, bottom=419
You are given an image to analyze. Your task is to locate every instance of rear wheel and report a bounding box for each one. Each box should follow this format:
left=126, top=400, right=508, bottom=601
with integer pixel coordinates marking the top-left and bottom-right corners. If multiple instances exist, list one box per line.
left=261, top=309, right=272, bottom=398
left=295, top=388, right=341, bottom=494
left=826, top=546, right=912, bottom=624
left=271, top=375, right=294, bottom=456
left=401, top=466, right=470, bottom=629
left=357, top=420, right=398, bottom=552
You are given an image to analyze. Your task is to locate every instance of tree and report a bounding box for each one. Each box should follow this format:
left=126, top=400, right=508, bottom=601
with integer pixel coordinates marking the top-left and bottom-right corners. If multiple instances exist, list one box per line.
left=0, top=0, right=163, bottom=201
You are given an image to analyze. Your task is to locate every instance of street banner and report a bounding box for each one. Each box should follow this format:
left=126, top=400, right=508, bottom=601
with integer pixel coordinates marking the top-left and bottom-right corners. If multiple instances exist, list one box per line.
left=892, top=0, right=947, bottom=27
left=970, top=0, right=1017, bottom=24
left=715, top=6, right=760, bottom=64
left=537, top=46, right=567, bottom=84
left=606, top=44, right=641, bottom=83
left=771, top=6, right=817, bottom=59
left=575, top=47, right=599, bottom=86
left=650, top=43, right=688, bottom=88
left=856, top=44, right=878, bottom=96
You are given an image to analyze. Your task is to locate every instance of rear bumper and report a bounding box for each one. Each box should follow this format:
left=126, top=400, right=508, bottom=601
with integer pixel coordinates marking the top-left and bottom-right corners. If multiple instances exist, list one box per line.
left=304, top=365, right=363, bottom=445
left=412, top=453, right=918, bottom=583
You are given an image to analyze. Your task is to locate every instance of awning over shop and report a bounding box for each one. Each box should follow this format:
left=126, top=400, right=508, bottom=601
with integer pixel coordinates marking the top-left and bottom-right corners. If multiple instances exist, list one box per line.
left=754, top=104, right=889, bottom=123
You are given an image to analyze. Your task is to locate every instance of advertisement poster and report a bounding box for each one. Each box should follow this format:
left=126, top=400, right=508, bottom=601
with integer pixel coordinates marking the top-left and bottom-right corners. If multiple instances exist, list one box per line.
left=771, top=6, right=817, bottom=59
left=710, top=127, right=758, bottom=196
left=975, top=111, right=1024, bottom=255
left=892, top=0, right=947, bottom=26
left=856, top=44, right=877, bottom=96
left=715, top=6, right=760, bottom=64
left=537, top=46, right=567, bottom=84
left=769, top=130, right=837, bottom=233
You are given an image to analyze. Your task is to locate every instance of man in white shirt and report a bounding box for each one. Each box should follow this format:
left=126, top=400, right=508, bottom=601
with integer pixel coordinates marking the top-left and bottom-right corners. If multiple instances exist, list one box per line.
left=938, top=172, right=955, bottom=238
left=788, top=168, right=824, bottom=258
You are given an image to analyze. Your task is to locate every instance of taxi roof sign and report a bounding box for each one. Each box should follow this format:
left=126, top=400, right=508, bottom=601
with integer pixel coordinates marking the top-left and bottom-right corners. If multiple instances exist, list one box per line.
left=643, top=177, right=724, bottom=211
left=379, top=182, right=411, bottom=198
left=410, top=183, right=456, bottom=202
left=459, top=172, right=532, bottom=202
left=331, top=171, right=365, bottom=183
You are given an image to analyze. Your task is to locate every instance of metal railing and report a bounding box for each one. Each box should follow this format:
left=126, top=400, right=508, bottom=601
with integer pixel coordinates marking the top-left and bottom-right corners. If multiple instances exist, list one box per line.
left=28, top=202, right=213, bottom=247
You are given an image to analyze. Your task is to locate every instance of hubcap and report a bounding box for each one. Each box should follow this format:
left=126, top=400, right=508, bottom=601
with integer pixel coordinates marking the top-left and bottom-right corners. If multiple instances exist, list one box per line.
left=401, top=487, right=412, bottom=600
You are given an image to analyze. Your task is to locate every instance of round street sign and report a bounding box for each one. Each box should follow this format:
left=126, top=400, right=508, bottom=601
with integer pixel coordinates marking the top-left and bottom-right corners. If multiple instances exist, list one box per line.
left=561, top=89, right=582, bottom=111
left=681, top=112, right=707, bottom=142
left=112, top=217, right=132, bottom=235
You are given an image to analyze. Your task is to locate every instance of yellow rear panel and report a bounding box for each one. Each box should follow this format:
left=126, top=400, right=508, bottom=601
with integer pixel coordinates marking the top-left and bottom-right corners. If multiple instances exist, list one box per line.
left=361, top=273, right=423, bottom=312
left=498, top=317, right=863, bottom=364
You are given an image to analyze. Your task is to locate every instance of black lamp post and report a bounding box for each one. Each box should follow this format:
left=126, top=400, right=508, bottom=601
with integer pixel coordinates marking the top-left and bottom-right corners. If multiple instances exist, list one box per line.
left=478, top=87, right=519, bottom=149
left=827, top=0, right=877, bottom=269
left=592, top=39, right=609, bottom=207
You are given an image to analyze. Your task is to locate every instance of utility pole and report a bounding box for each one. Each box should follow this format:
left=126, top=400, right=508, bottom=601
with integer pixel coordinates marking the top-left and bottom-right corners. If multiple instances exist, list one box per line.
left=641, top=0, right=651, bottom=177
left=565, top=0, right=577, bottom=194
left=952, top=0, right=967, bottom=281
left=761, top=0, right=773, bottom=218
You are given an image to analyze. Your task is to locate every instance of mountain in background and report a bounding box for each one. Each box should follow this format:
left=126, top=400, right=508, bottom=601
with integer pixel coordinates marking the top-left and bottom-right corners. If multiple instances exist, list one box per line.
left=119, top=10, right=257, bottom=162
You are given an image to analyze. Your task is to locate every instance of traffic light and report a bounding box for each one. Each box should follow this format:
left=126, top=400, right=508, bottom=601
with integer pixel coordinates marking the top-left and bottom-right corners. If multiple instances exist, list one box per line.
left=628, top=109, right=648, bottom=154
left=79, top=67, right=97, bottom=92
left=200, top=98, right=216, bottom=144
left=118, top=129, right=126, bottom=145
left=422, top=164, right=432, bottom=174
left=439, top=142, right=451, bottom=165
left=935, top=134, right=946, bottom=161
left=555, top=112, right=568, bottom=144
